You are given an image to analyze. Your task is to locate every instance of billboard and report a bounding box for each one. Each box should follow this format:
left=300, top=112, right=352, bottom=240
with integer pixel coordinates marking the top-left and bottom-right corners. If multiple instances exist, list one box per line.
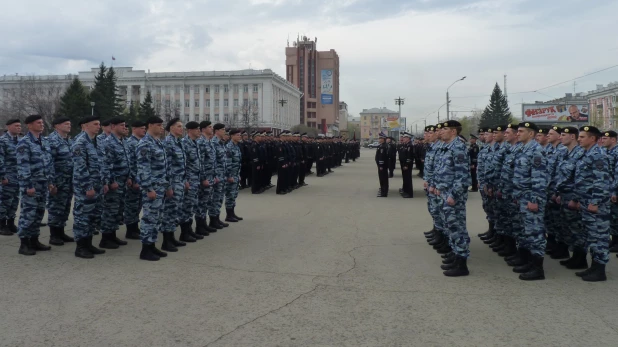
left=381, top=115, right=400, bottom=130
left=321, top=69, right=333, bottom=104
left=522, top=104, right=589, bottom=123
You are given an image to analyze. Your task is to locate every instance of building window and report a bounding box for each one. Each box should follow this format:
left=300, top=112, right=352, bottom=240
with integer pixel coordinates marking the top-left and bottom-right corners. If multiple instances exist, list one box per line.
left=215, top=114, right=220, bottom=122
left=234, top=99, right=239, bottom=107
left=215, top=86, right=220, bottom=93
left=165, top=100, right=170, bottom=107
left=195, top=114, right=200, bottom=122
left=253, top=100, right=258, bottom=107
left=224, top=85, right=229, bottom=93
left=165, top=86, right=170, bottom=94
left=224, top=99, right=229, bottom=107
left=194, top=101, right=199, bottom=107
left=243, top=98, right=248, bottom=106
left=233, top=113, right=238, bottom=122
left=175, top=86, right=180, bottom=94
left=176, top=101, right=181, bottom=108
left=205, top=113, right=210, bottom=121
left=253, top=84, right=258, bottom=92
left=234, top=85, right=239, bottom=93
left=205, top=100, right=210, bottom=107
left=184, top=114, right=190, bottom=122
left=156, top=86, right=161, bottom=94
left=243, top=84, right=248, bottom=93
left=185, top=100, right=190, bottom=107
left=184, top=87, right=190, bottom=94
left=224, top=114, right=229, bottom=122
left=215, top=100, right=219, bottom=107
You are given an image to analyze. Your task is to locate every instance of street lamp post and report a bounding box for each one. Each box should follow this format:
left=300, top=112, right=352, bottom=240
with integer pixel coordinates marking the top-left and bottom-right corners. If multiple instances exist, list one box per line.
left=446, top=76, right=466, bottom=121
left=278, top=99, right=287, bottom=133
left=90, top=102, right=95, bottom=116
left=395, top=97, right=404, bottom=140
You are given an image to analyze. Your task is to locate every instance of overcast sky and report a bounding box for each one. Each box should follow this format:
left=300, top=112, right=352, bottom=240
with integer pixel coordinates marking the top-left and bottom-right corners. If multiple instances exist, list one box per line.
left=2, top=0, right=617, bottom=126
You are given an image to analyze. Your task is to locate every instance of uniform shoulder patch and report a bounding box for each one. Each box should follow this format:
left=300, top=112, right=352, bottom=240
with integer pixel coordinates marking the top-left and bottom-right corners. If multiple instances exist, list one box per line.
left=140, top=148, right=149, bottom=156
left=17, top=146, right=26, bottom=154
left=73, top=147, right=81, bottom=156
left=533, top=156, right=542, bottom=167
left=456, top=153, right=465, bottom=163
left=595, top=159, right=605, bottom=171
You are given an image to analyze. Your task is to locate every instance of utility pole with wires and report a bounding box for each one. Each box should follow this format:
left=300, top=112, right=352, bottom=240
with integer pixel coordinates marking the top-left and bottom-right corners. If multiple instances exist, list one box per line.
left=395, top=97, right=404, bottom=140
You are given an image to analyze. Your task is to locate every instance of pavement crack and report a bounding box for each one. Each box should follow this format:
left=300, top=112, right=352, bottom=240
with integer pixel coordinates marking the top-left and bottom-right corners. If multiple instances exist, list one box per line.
left=203, top=282, right=322, bottom=347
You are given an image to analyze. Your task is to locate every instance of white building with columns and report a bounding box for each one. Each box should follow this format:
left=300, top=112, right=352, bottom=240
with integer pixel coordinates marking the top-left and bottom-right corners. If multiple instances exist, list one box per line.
left=0, top=67, right=302, bottom=132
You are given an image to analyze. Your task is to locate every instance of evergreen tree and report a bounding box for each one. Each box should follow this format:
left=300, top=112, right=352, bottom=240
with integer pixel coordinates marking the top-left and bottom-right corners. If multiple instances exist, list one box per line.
left=90, top=63, right=112, bottom=119
left=139, top=91, right=156, bottom=119
left=479, top=83, right=511, bottom=128
left=125, top=101, right=140, bottom=125
left=106, top=66, right=126, bottom=117
left=59, top=77, right=91, bottom=135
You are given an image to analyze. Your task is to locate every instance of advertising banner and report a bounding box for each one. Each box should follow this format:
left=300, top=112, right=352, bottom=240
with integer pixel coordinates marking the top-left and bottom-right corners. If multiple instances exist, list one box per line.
left=522, top=104, right=589, bottom=123
left=321, top=69, right=333, bottom=104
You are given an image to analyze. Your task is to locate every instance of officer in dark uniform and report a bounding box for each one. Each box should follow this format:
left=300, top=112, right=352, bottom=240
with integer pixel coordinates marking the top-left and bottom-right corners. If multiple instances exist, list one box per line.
left=386, top=137, right=397, bottom=178
left=376, top=133, right=390, bottom=197
left=469, top=134, right=480, bottom=192
left=399, top=132, right=414, bottom=198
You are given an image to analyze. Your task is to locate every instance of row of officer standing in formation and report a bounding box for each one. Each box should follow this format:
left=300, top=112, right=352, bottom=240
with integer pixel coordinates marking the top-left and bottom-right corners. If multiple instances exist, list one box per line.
left=423, top=121, right=615, bottom=282
left=374, top=133, right=428, bottom=198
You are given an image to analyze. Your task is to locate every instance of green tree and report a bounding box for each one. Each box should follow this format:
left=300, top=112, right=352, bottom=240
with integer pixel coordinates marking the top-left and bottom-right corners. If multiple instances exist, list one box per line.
left=139, top=91, right=156, bottom=119
left=479, top=83, right=511, bottom=128
left=106, top=66, right=126, bottom=117
left=89, top=63, right=125, bottom=120
left=290, top=124, right=318, bottom=137
left=59, top=77, right=91, bottom=135
left=125, top=101, right=140, bottom=125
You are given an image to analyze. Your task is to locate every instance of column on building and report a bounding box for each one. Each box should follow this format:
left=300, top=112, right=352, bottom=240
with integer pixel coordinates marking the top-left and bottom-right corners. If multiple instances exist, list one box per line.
left=126, top=85, right=132, bottom=106
left=209, top=86, right=215, bottom=122
left=189, top=85, right=195, bottom=121
left=228, top=83, right=233, bottom=125
left=258, top=82, right=263, bottom=128
left=199, top=84, right=205, bottom=122
left=140, top=83, right=146, bottom=103
left=179, top=85, right=185, bottom=121
left=219, top=84, right=224, bottom=122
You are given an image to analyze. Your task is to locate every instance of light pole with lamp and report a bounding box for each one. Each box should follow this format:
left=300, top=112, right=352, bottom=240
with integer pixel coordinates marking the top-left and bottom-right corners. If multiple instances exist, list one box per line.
left=446, top=76, right=466, bottom=120
left=278, top=99, right=287, bottom=134
left=394, top=97, right=404, bottom=140
left=90, top=102, right=95, bottom=116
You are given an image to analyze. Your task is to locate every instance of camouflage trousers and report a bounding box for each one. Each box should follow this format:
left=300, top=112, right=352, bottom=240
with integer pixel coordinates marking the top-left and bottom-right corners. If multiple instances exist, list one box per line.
left=480, top=189, right=494, bottom=222
left=0, top=179, right=19, bottom=219
left=428, top=192, right=444, bottom=233
left=492, top=197, right=509, bottom=235
left=46, top=178, right=72, bottom=228
left=558, top=204, right=586, bottom=250
left=17, top=181, right=47, bottom=238
left=517, top=201, right=547, bottom=257
left=140, top=188, right=165, bottom=244
left=224, top=180, right=240, bottom=209
left=610, top=202, right=618, bottom=237
left=544, top=199, right=563, bottom=238
left=123, top=186, right=142, bottom=225
left=161, top=182, right=184, bottom=233
left=72, top=187, right=102, bottom=241
left=181, top=182, right=201, bottom=223
left=582, top=204, right=611, bottom=265
left=100, top=182, right=127, bottom=233
left=93, top=187, right=103, bottom=231
left=208, top=182, right=224, bottom=217
left=195, top=185, right=212, bottom=220
left=440, top=195, right=470, bottom=258
left=503, top=198, right=522, bottom=239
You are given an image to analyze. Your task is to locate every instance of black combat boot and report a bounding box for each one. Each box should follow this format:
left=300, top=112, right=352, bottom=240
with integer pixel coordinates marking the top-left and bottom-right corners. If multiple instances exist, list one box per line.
left=161, top=232, right=178, bottom=252
left=170, top=230, right=186, bottom=247
left=195, top=218, right=211, bottom=236
left=18, top=237, right=36, bottom=256
left=48, top=226, right=65, bottom=246
left=74, top=238, right=94, bottom=259
left=491, top=235, right=507, bottom=253
left=442, top=253, right=457, bottom=265
left=216, top=215, right=229, bottom=228
left=6, top=217, right=17, bottom=234
left=87, top=236, right=106, bottom=255
left=443, top=256, right=469, bottom=277
left=482, top=233, right=497, bottom=245
left=545, top=234, right=557, bottom=255
left=478, top=221, right=493, bottom=238
left=139, top=243, right=160, bottom=261
left=232, top=207, right=243, bottom=221
left=560, top=249, right=588, bottom=269
left=30, top=236, right=51, bottom=251
left=581, top=261, right=607, bottom=282
left=436, top=243, right=452, bottom=254
left=225, top=209, right=239, bottom=222
left=150, top=243, right=167, bottom=258
left=513, top=249, right=533, bottom=273
left=58, top=228, right=75, bottom=243
left=519, top=255, right=545, bottom=281
left=428, top=233, right=444, bottom=246
left=609, top=236, right=618, bottom=253
left=208, top=216, right=222, bottom=230
left=488, top=234, right=503, bottom=249
left=498, top=236, right=516, bottom=257
left=424, top=228, right=436, bottom=237
left=99, top=233, right=120, bottom=249
left=125, top=223, right=141, bottom=240
left=549, top=242, right=570, bottom=259
left=507, top=249, right=529, bottom=267
left=441, top=251, right=453, bottom=259
left=179, top=222, right=197, bottom=243
left=111, top=231, right=128, bottom=246
left=187, top=220, right=204, bottom=239
left=0, top=219, right=12, bottom=236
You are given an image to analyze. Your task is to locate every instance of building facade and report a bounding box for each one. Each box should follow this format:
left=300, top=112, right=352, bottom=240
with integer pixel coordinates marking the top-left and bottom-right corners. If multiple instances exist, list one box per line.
left=338, top=101, right=349, bottom=137
left=285, top=36, right=340, bottom=135
left=587, top=82, right=618, bottom=129
left=360, top=107, right=399, bottom=142
left=0, top=67, right=301, bottom=133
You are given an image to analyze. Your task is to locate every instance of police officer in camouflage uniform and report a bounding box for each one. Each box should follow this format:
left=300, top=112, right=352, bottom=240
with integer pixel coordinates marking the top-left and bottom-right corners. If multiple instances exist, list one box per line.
left=98, top=118, right=131, bottom=249
left=124, top=120, right=146, bottom=240
left=46, top=117, right=75, bottom=245
left=16, top=115, right=54, bottom=255
left=71, top=116, right=108, bottom=259
left=195, top=121, right=216, bottom=236
left=224, top=129, right=243, bottom=222
left=0, top=119, right=21, bottom=236
left=179, top=121, right=205, bottom=242
left=160, top=118, right=189, bottom=252
left=543, top=126, right=566, bottom=256
left=136, top=116, right=172, bottom=261
left=208, top=123, right=229, bottom=229
left=601, top=130, right=618, bottom=253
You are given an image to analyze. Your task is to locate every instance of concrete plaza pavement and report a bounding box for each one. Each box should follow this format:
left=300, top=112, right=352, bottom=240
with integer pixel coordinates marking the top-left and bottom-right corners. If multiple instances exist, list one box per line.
left=1, top=148, right=617, bottom=347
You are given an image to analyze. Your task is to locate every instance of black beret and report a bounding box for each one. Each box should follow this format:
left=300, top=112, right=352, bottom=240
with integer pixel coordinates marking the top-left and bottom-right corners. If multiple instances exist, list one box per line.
left=604, top=130, right=618, bottom=138
left=580, top=125, right=601, bottom=136
left=185, top=121, right=199, bottom=130
left=470, top=134, right=478, bottom=140
left=165, top=117, right=181, bottom=131
left=80, top=115, right=100, bottom=125
left=562, top=126, right=579, bottom=135
left=146, top=116, right=164, bottom=125
left=443, top=120, right=461, bottom=128
left=518, top=122, right=538, bottom=131
left=486, top=128, right=493, bottom=133
left=477, top=127, right=485, bottom=133
left=425, top=125, right=434, bottom=132
left=25, top=115, right=42, bottom=124
left=109, top=117, right=126, bottom=125
left=550, top=126, right=562, bottom=134
left=494, top=125, right=507, bottom=132
left=5, top=119, right=20, bottom=126
left=213, top=123, right=225, bottom=131
left=100, top=119, right=112, bottom=126
left=52, top=116, right=71, bottom=126
left=229, top=129, right=241, bottom=135
left=199, top=121, right=212, bottom=129
left=537, top=127, right=549, bottom=134
left=459, top=135, right=468, bottom=142
left=507, top=123, right=519, bottom=130
left=131, top=120, right=146, bottom=127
